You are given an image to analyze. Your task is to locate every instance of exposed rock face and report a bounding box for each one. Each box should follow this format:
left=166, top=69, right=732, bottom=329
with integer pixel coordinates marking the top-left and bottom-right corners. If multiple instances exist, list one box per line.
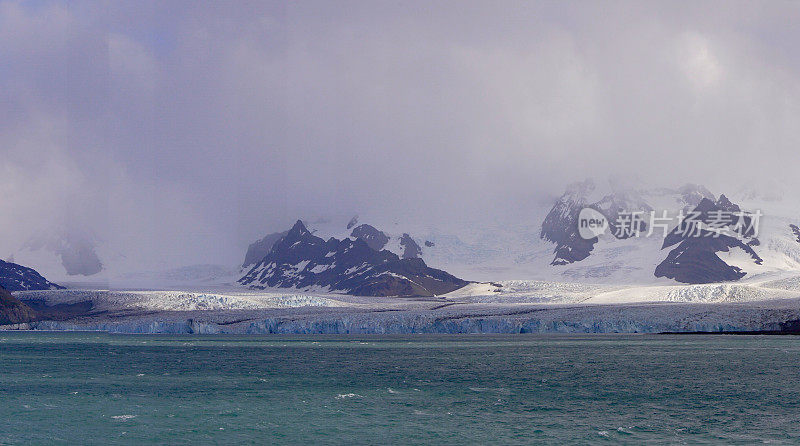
left=239, top=221, right=468, bottom=297
left=399, top=233, right=422, bottom=259
left=540, top=181, right=651, bottom=265
left=593, top=190, right=652, bottom=239
left=540, top=181, right=768, bottom=285
left=242, top=231, right=289, bottom=269
left=655, top=235, right=760, bottom=283
left=0, top=259, right=63, bottom=291
left=540, top=180, right=597, bottom=265
left=0, top=286, right=37, bottom=325
left=350, top=224, right=390, bottom=251
left=791, top=224, right=800, bottom=243
left=350, top=224, right=422, bottom=260
left=655, top=196, right=762, bottom=284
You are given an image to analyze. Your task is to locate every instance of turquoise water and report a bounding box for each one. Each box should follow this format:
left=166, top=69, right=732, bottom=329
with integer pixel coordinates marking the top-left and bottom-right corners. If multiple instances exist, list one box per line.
left=1, top=333, right=799, bottom=444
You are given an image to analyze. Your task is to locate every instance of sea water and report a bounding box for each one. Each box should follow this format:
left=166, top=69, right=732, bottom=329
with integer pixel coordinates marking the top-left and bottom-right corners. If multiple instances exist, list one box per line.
left=1, top=333, right=799, bottom=444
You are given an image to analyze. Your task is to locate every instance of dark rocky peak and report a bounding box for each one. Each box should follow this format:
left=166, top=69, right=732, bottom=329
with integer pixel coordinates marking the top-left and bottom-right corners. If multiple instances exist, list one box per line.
left=255, top=221, right=329, bottom=269
left=715, top=194, right=740, bottom=213
left=283, top=221, right=321, bottom=243
left=540, top=180, right=594, bottom=245
left=540, top=180, right=656, bottom=264
left=239, top=220, right=468, bottom=297
left=654, top=235, right=762, bottom=284
left=399, top=233, right=422, bottom=259
left=540, top=180, right=600, bottom=265
left=791, top=225, right=800, bottom=243
left=663, top=194, right=752, bottom=249
left=350, top=224, right=390, bottom=251
left=288, top=220, right=310, bottom=237
left=655, top=195, right=762, bottom=284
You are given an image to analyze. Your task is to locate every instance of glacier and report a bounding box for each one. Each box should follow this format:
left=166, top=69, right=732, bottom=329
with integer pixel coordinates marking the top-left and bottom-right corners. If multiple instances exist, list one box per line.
left=5, top=278, right=800, bottom=334
left=18, top=298, right=800, bottom=334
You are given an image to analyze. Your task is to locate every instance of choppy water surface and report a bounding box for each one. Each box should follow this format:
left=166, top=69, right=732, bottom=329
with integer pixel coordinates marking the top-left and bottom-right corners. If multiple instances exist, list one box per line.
left=1, top=333, right=799, bottom=444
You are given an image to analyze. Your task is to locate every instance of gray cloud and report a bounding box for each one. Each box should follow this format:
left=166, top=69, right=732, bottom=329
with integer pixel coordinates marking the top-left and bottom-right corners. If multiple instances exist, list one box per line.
left=1, top=0, right=799, bottom=272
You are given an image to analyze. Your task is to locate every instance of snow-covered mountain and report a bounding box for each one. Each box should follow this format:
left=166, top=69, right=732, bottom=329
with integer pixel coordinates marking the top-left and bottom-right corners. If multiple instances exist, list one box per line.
left=653, top=195, right=762, bottom=283
left=349, top=224, right=423, bottom=260
left=531, top=180, right=800, bottom=285
left=255, top=179, right=800, bottom=288
left=239, top=220, right=468, bottom=297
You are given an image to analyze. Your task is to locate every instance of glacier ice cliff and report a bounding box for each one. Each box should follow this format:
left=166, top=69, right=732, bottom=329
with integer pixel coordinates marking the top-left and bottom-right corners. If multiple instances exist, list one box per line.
left=12, top=299, right=800, bottom=335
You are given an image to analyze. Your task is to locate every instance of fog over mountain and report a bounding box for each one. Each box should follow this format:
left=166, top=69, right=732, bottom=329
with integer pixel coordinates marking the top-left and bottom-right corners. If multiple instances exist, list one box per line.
left=2, top=0, right=799, bottom=275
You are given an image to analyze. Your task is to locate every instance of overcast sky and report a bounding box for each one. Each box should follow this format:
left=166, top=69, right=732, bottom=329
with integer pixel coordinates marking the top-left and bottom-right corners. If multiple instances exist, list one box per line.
left=2, top=0, right=799, bottom=270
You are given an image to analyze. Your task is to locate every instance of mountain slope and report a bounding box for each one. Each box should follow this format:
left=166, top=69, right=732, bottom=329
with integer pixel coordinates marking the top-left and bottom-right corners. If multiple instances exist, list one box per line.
left=238, top=179, right=800, bottom=287
left=533, top=181, right=798, bottom=285
left=0, top=259, right=63, bottom=291
left=239, top=221, right=468, bottom=297
left=0, top=286, right=37, bottom=325
left=539, top=180, right=597, bottom=265
left=654, top=196, right=762, bottom=284
left=350, top=224, right=390, bottom=251
left=539, top=180, right=656, bottom=266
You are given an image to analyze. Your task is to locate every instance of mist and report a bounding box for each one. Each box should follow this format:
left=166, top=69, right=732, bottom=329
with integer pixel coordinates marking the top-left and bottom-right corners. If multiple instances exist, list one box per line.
left=2, top=0, right=799, bottom=273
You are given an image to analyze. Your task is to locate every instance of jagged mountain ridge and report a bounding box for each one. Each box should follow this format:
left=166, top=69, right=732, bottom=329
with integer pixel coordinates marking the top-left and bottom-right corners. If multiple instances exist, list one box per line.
left=655, top=196, right=763, bottom=283
left=539, top=180, right=601, bottom=265
left=350, top=224, right=390, bottom=251
left=243, top=220, right=427, bottom=268
left=537, top=180, right=797, bottom=284
left=237, top=180, right=800, bottom=287
left=348, top=224, right=423, bottom=260
left=239, top=220, right=468, bottom=297
left=539, top=181, right=715, bottom=267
